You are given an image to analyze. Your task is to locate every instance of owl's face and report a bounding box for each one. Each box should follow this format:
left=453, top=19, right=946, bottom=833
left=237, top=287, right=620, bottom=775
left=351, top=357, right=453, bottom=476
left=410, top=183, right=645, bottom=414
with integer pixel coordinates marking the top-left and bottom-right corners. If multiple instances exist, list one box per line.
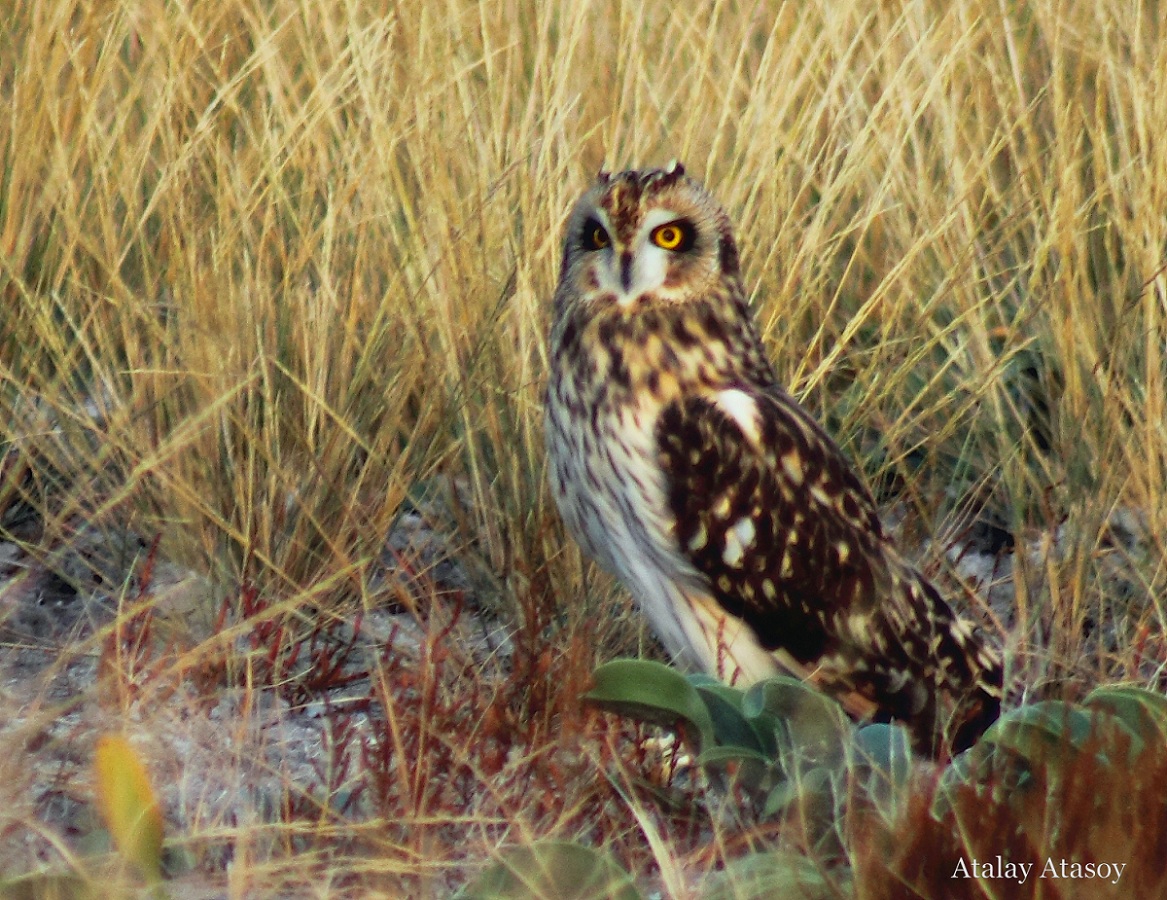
left=554, top=164, right=741, bottom=314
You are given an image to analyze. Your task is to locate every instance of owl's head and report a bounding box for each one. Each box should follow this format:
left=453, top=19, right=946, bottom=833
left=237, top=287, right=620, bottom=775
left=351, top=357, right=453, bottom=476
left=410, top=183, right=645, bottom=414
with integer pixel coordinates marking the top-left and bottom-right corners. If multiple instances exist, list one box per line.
left=555, top=163, right=741, bottom=313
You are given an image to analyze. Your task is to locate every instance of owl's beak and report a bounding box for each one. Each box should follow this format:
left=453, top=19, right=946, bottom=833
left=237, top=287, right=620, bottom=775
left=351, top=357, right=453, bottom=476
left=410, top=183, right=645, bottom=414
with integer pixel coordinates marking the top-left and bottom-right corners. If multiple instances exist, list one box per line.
left=618, top=250, right=635, bottom=292
left=601, top=241, right=666, bottom=307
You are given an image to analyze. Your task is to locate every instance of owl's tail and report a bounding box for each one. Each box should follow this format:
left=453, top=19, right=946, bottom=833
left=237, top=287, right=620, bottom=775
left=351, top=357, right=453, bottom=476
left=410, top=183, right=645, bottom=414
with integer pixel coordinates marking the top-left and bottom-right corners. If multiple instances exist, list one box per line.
left=888, top=565, right=1003, bottom=755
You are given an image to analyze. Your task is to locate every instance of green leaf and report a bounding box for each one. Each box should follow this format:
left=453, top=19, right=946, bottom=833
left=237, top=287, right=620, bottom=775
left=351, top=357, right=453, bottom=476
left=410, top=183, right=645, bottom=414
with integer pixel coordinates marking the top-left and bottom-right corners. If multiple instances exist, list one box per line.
left=693, top=683, right=768, bottom=754
left=686, top=672, right=728, bottom=690
left=585, top=659, right=715, bottom=750
left=762, top=765, right=835, bottom=819
left=850, top=723, right=913, bottom=820
left=698, top=744, right=781, bottom=802
left=1083, top=684, right=1167, bottom=743
left=701, top=849, right=838, bottom=900
left=457, top=842, right=641, bottom=900
left=695, top=744, right=773, bottom=768
left=976, top=700, right=1150, bottom=796
left=690, top=678, right=782, bottom=757
left=741, top=677, right=850, bottom=766
left=761, top=765, right=843, bottom=854
left=930, top=746, right=978, bottom=820
left=851, top=723, right=913, bottom=782
left=979, top=701, right=1097, bottom=758
left=762, top=777, right=800, bottom=819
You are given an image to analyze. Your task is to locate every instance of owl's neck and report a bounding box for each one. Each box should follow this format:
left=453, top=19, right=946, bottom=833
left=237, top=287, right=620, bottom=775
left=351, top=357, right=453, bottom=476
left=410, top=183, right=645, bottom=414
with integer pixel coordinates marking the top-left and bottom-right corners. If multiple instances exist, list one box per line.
left=553, top=294, right=779, bottom=410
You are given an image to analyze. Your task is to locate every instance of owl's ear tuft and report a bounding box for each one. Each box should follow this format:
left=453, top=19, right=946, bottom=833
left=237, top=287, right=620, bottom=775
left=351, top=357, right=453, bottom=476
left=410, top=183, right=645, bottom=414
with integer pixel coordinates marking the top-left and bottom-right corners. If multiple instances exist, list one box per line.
left=653, top=160, right=686, bottom=189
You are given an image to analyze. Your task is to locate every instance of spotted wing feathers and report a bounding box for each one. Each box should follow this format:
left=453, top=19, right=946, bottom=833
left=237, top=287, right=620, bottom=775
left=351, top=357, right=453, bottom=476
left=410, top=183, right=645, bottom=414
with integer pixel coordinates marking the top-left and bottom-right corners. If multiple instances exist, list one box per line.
left=656, top=387, right=1002, bottom=751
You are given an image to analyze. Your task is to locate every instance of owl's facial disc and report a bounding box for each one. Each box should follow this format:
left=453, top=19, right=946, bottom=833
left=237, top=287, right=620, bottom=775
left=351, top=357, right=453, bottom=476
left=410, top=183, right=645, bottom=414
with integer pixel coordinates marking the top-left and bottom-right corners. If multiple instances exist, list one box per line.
left=584, top=208, right=695, bottom=307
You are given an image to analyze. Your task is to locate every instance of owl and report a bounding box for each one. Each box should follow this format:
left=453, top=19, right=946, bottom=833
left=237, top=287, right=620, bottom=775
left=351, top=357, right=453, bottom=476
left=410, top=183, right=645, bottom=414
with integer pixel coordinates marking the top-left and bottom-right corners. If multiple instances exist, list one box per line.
left=543, top=163, right=1003, bottom=754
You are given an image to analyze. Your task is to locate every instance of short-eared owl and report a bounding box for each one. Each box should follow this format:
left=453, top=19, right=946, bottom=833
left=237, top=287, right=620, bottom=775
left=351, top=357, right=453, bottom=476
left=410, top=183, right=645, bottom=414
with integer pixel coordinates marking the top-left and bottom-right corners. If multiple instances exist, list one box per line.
left=544, top=163, right=1002, bottom=754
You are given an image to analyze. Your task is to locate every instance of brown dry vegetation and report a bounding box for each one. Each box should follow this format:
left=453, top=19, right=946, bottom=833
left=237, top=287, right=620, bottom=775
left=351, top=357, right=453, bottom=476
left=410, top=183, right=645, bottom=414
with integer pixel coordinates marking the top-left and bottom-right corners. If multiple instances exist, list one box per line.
left=2, top=0, right=1166, bottom=896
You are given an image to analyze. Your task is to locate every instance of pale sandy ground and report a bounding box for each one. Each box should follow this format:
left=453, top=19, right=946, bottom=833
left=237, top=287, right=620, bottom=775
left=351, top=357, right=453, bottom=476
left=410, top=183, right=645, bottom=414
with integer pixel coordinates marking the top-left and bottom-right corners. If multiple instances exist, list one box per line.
left=0, top=503, right=511, bottom=896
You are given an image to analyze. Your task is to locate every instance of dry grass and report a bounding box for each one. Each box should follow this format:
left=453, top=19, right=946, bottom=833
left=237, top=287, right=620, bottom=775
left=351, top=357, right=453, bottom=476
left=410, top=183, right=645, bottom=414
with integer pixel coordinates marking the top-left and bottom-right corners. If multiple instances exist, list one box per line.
left=2, top=0, right=1166, bottom=896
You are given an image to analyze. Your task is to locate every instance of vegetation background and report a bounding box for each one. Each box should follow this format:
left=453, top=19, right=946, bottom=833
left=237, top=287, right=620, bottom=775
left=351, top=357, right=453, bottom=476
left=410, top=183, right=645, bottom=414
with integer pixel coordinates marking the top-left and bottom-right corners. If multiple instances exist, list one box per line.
left=1, top=0, right=1164, bottom=896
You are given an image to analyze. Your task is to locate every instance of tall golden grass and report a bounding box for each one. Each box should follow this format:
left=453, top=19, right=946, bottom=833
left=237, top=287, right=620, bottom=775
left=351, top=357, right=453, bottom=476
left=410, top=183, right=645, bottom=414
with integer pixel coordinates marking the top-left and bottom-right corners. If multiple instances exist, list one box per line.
left=2, top=0, right=1166, bottom=894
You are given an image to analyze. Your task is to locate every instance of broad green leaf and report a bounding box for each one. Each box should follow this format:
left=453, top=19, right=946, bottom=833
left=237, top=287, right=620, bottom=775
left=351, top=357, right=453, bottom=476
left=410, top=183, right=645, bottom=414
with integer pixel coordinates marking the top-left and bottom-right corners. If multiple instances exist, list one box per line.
left=976, top=700, right=1148, bottom=797
left=695, top=744, right=773, bottom=768
left=762, top=765, right=835, bottom=819
left=702, top=849, right=838, bottom=900
left=93, top=734, right=165, bottom=886
left=585, top=659, right=715, bottom=750
left=930, top=747, right=977, bottom=820
left=686, top=673, right=727, bottom=689
left=457, top=841, right=641, bottom=900
left=693, top=683, right=767, bottom=754
left=690, top=678, right=781, bottom=757
left=762, top=766, right=842, bottom=854
left=849, top=723, right=913, bottom=821
left=1083, top=684, right=1167, bottom=743
left=742, top=677, right=850, bottom=766
left=980, top=701, right=1096, bottom=758
left=763, top=777, right=801, bottom=819
left=851, top=722, right=913, bottom=782
left=697, top=741, right=781, bottom=798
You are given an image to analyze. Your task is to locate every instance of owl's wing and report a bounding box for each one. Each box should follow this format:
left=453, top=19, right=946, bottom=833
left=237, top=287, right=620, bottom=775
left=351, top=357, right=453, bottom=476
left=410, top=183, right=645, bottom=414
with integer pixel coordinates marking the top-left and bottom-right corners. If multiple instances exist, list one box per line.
left=655, top=385, right=1001, bottom=748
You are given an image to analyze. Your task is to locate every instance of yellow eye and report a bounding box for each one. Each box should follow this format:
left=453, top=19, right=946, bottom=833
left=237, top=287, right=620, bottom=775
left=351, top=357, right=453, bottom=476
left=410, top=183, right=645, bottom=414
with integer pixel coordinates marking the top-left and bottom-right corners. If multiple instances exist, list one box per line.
left=652, top=222, right=688, bottom=250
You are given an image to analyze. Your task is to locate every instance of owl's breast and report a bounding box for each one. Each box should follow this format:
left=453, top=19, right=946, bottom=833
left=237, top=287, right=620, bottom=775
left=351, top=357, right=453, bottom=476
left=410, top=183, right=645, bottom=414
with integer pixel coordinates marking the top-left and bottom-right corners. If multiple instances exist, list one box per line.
left=544, top=356, right=685, bottom=586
